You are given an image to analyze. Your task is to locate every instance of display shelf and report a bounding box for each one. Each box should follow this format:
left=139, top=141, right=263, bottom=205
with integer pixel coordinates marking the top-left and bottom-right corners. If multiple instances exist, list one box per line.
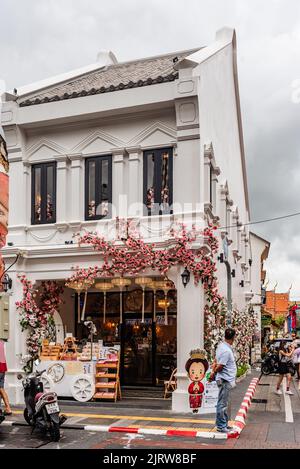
left=94, top=392, right=116, bottom=399
left=95, top=382, right=116, bottom=389
left=96, top=373, right=117, bottom=378
left=93, top=354, right=121, bottom=402
left=96, top=363, right=118, bottom=369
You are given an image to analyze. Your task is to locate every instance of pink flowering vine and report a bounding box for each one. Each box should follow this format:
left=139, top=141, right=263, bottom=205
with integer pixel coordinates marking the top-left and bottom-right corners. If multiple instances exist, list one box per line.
left=16, top=276, right=64, bottom=359
left=67, top=221, right=225, bottom=356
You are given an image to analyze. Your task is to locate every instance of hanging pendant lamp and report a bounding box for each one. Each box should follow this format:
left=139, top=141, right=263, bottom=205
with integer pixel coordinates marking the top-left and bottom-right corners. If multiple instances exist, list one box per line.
left=80, top=279, right=95, bottom=322
left=95, top=281, right=112, bottom=323
left=154, top=279, right=174, bottom=325
left=111, top=278, right=131, bottom=324
left=135, top=277, right=152, bottom=323
left=148, top=280, right=157, bottom=322
left=65, top=279, right=85, bottom=324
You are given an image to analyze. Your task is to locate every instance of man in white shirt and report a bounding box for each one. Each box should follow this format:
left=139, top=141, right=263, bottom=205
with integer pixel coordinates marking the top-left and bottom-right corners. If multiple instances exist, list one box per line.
left=210, top=328, right=237, bottom=433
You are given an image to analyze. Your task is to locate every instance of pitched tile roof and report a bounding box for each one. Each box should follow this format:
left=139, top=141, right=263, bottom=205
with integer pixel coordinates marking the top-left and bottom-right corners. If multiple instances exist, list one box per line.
left=18, top=48, right=200, bottom=107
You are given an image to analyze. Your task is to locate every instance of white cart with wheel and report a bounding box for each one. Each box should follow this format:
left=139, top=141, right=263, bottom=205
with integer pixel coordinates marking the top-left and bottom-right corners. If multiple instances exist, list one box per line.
left=36, top=361, right=96, bottom=402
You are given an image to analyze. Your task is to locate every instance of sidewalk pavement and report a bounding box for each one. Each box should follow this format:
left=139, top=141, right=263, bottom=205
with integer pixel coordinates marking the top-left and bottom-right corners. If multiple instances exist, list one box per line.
left=224, top=372, right=300, bottom=449
left=4, top=371, right=257, bottom=436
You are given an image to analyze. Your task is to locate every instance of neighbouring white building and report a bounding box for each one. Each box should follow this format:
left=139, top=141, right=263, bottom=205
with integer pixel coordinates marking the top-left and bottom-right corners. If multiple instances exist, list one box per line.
left=1, top=28, right=269, bottom=411
left=249, top=232, right=270, bottom=361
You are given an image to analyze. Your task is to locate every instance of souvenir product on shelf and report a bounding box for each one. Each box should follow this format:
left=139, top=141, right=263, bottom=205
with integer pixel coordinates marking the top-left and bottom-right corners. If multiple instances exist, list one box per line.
left=78, top=342, right=101, bottom=361
left=40, top=339, right=62, bottom=361
left=60, top=336, right=78, bottom=361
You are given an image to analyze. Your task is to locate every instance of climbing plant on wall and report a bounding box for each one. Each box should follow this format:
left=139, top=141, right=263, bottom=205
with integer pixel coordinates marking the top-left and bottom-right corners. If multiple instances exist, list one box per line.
left=16, top=276, right=64, bottom=360
left=67, top=221, right=226, bottom=359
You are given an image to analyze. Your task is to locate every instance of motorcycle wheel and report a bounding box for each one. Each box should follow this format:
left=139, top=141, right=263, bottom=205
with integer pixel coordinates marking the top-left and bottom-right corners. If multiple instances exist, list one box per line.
left=261, top=364, right=271, bottom=375
left=23, top=408, right=32, bottom=425
left=49, top=421, right=60, bottom=442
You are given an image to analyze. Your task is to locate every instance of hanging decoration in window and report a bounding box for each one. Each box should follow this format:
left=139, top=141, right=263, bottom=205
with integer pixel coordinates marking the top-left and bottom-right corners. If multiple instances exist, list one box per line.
left=144, top=148, right=173, bottom=215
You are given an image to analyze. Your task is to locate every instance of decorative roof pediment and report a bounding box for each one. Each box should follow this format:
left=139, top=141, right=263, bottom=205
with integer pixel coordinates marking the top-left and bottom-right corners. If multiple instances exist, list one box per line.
left=71, top=130, right=125, bottom=154
left=26, top=138, right=67, bottom=162
left=128, top=121, right=176, bottom=147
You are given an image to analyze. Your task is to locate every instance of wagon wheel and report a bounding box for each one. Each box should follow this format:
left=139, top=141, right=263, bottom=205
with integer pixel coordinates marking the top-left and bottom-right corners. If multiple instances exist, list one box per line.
left=41, top=374, right=55, bottom=393
left=70, top=374, right=95, bottom=402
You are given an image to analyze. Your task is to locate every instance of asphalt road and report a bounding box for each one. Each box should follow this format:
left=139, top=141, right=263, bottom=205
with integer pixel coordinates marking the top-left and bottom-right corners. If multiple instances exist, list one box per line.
left=2, top=371, right=300, bottom=450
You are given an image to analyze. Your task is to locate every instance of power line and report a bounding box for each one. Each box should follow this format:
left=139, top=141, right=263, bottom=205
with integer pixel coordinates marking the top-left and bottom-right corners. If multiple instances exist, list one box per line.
left=3, top=210, right=300, bottom=249
left=220, top=210, right=300, bottom=230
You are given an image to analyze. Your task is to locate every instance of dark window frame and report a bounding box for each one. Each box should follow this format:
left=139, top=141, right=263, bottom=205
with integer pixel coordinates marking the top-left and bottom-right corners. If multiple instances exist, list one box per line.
left=85, top=155, right=112, bottom=221
left=31, top=162, right=57, bottom=225
left=143, top=147, right=173, bottom=216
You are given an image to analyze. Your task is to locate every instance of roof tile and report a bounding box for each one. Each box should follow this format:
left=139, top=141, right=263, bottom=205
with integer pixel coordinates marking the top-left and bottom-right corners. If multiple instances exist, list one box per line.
left=18, top=48, right=200, bottom=107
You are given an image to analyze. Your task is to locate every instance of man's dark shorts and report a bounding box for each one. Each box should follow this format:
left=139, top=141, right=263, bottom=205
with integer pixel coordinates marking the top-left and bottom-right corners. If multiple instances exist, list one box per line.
left=0, top=372, right=5, bottom=388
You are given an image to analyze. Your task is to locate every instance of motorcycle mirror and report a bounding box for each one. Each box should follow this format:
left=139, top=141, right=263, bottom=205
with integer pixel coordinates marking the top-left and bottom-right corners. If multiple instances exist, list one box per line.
left=17, top=374, right=23, bottom=380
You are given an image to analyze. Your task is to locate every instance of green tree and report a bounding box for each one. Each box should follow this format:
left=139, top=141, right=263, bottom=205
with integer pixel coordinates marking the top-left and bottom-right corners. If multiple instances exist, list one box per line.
left=274, top=315, right=285, bottom=330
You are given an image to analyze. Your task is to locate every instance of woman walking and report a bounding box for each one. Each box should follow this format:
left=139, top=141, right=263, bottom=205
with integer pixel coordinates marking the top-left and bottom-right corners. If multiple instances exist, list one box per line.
left=0, top=339, right=12, bottom=415
left=291, top=333, right=300, bottom=380
left=275, top=342, right=294, bottom=395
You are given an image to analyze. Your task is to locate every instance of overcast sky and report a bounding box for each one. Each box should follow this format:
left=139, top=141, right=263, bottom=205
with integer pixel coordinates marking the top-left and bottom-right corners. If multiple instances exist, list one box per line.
left=1, top=0, right=300, bottom=297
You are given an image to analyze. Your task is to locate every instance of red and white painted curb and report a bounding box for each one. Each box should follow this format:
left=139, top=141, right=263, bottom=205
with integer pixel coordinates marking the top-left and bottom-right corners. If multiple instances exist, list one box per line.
left=2, top=377, right=259, bottom=440
left=227, top=377, right=260, bottom=439
left=81, top=377, right=260, bottom=442
left=83, top=425, right=228, bottom=439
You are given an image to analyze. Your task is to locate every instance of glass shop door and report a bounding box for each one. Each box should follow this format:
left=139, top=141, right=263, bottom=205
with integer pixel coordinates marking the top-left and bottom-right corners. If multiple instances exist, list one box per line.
left=120, top=314, right=155, bottom=386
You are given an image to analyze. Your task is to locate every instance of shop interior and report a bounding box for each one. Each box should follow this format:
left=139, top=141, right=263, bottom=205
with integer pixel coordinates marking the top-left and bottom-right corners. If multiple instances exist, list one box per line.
left=48, top=279, right=177, bottom=388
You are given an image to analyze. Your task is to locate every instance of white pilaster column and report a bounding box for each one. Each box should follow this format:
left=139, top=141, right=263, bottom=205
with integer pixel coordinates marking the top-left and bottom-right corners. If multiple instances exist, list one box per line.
left=203, top=143, right=220, bottom=218
left=218, top=184, right=228, bottom=239
left=203, top=150, right=211, bottom=207
left=8, top=156, right=27, bottom=227
left=69, top=154, right=83, bottom=223
left=174, top=95, right=200, bottom=211
left=126, top=146, right=142, bottom=217
left=55, top=155, right=69, bottom=223
left=231, top=208, right=239, bottom=256
left=227, top=202, right=233, bottom=245
left=168, top=266, right=205, bottom=413
left=112, top=148, right=127, bottom=218
left=5, top=268, right=27, bottom=404
left=23, top=161, right=31, bottom=226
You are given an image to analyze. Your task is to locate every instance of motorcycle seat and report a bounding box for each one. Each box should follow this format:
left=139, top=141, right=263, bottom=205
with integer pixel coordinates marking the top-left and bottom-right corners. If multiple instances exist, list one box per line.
left=34, top=392, right=44, bottom=403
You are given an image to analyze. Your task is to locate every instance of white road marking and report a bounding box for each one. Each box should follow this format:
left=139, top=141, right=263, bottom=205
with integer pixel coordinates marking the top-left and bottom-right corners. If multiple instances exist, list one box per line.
left=66, top=416, right=85, bottom=425
left=283, top=377, right=294, bottom=423
left=122, top=433, right=144, bottom=449
left=10, top=427, right=19, bottom=434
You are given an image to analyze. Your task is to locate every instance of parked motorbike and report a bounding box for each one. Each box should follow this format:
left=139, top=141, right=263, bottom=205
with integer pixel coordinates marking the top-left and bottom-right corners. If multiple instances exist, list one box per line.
left=17, top=367, right=67, bottom=442
left=261, top=346, right=296, bottom=376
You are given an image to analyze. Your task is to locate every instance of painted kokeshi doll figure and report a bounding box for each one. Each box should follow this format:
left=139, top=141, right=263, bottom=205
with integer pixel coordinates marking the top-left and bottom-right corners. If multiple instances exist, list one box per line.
left=185, top=349, right=209, bottom=413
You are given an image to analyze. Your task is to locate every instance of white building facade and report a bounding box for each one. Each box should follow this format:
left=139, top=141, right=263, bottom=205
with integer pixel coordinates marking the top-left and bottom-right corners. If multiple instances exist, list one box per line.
left=1, top=28, right=267, bottom=411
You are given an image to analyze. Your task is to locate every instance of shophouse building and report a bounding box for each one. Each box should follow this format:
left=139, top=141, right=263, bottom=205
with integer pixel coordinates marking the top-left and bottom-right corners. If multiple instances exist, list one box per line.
left=1, top=28, right=268, bottom=411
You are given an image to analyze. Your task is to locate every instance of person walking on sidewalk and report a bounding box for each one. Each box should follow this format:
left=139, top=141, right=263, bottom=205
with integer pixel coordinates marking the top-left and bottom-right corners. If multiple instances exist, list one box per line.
left=275, top=342, right=294, bottom=396
left=0, top=339, right=12, bottom=415
left=210, top=328, right=237, bottom=434
left=291, top=333, right=300, bottom=380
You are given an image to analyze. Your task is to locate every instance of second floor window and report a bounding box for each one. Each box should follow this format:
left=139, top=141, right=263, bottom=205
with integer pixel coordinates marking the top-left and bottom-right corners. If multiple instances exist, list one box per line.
left=85, top=155, right=112, bottom=220
left=32, top=162, right=56, bottom=225
left=143, top=147, right=173, bottom=216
